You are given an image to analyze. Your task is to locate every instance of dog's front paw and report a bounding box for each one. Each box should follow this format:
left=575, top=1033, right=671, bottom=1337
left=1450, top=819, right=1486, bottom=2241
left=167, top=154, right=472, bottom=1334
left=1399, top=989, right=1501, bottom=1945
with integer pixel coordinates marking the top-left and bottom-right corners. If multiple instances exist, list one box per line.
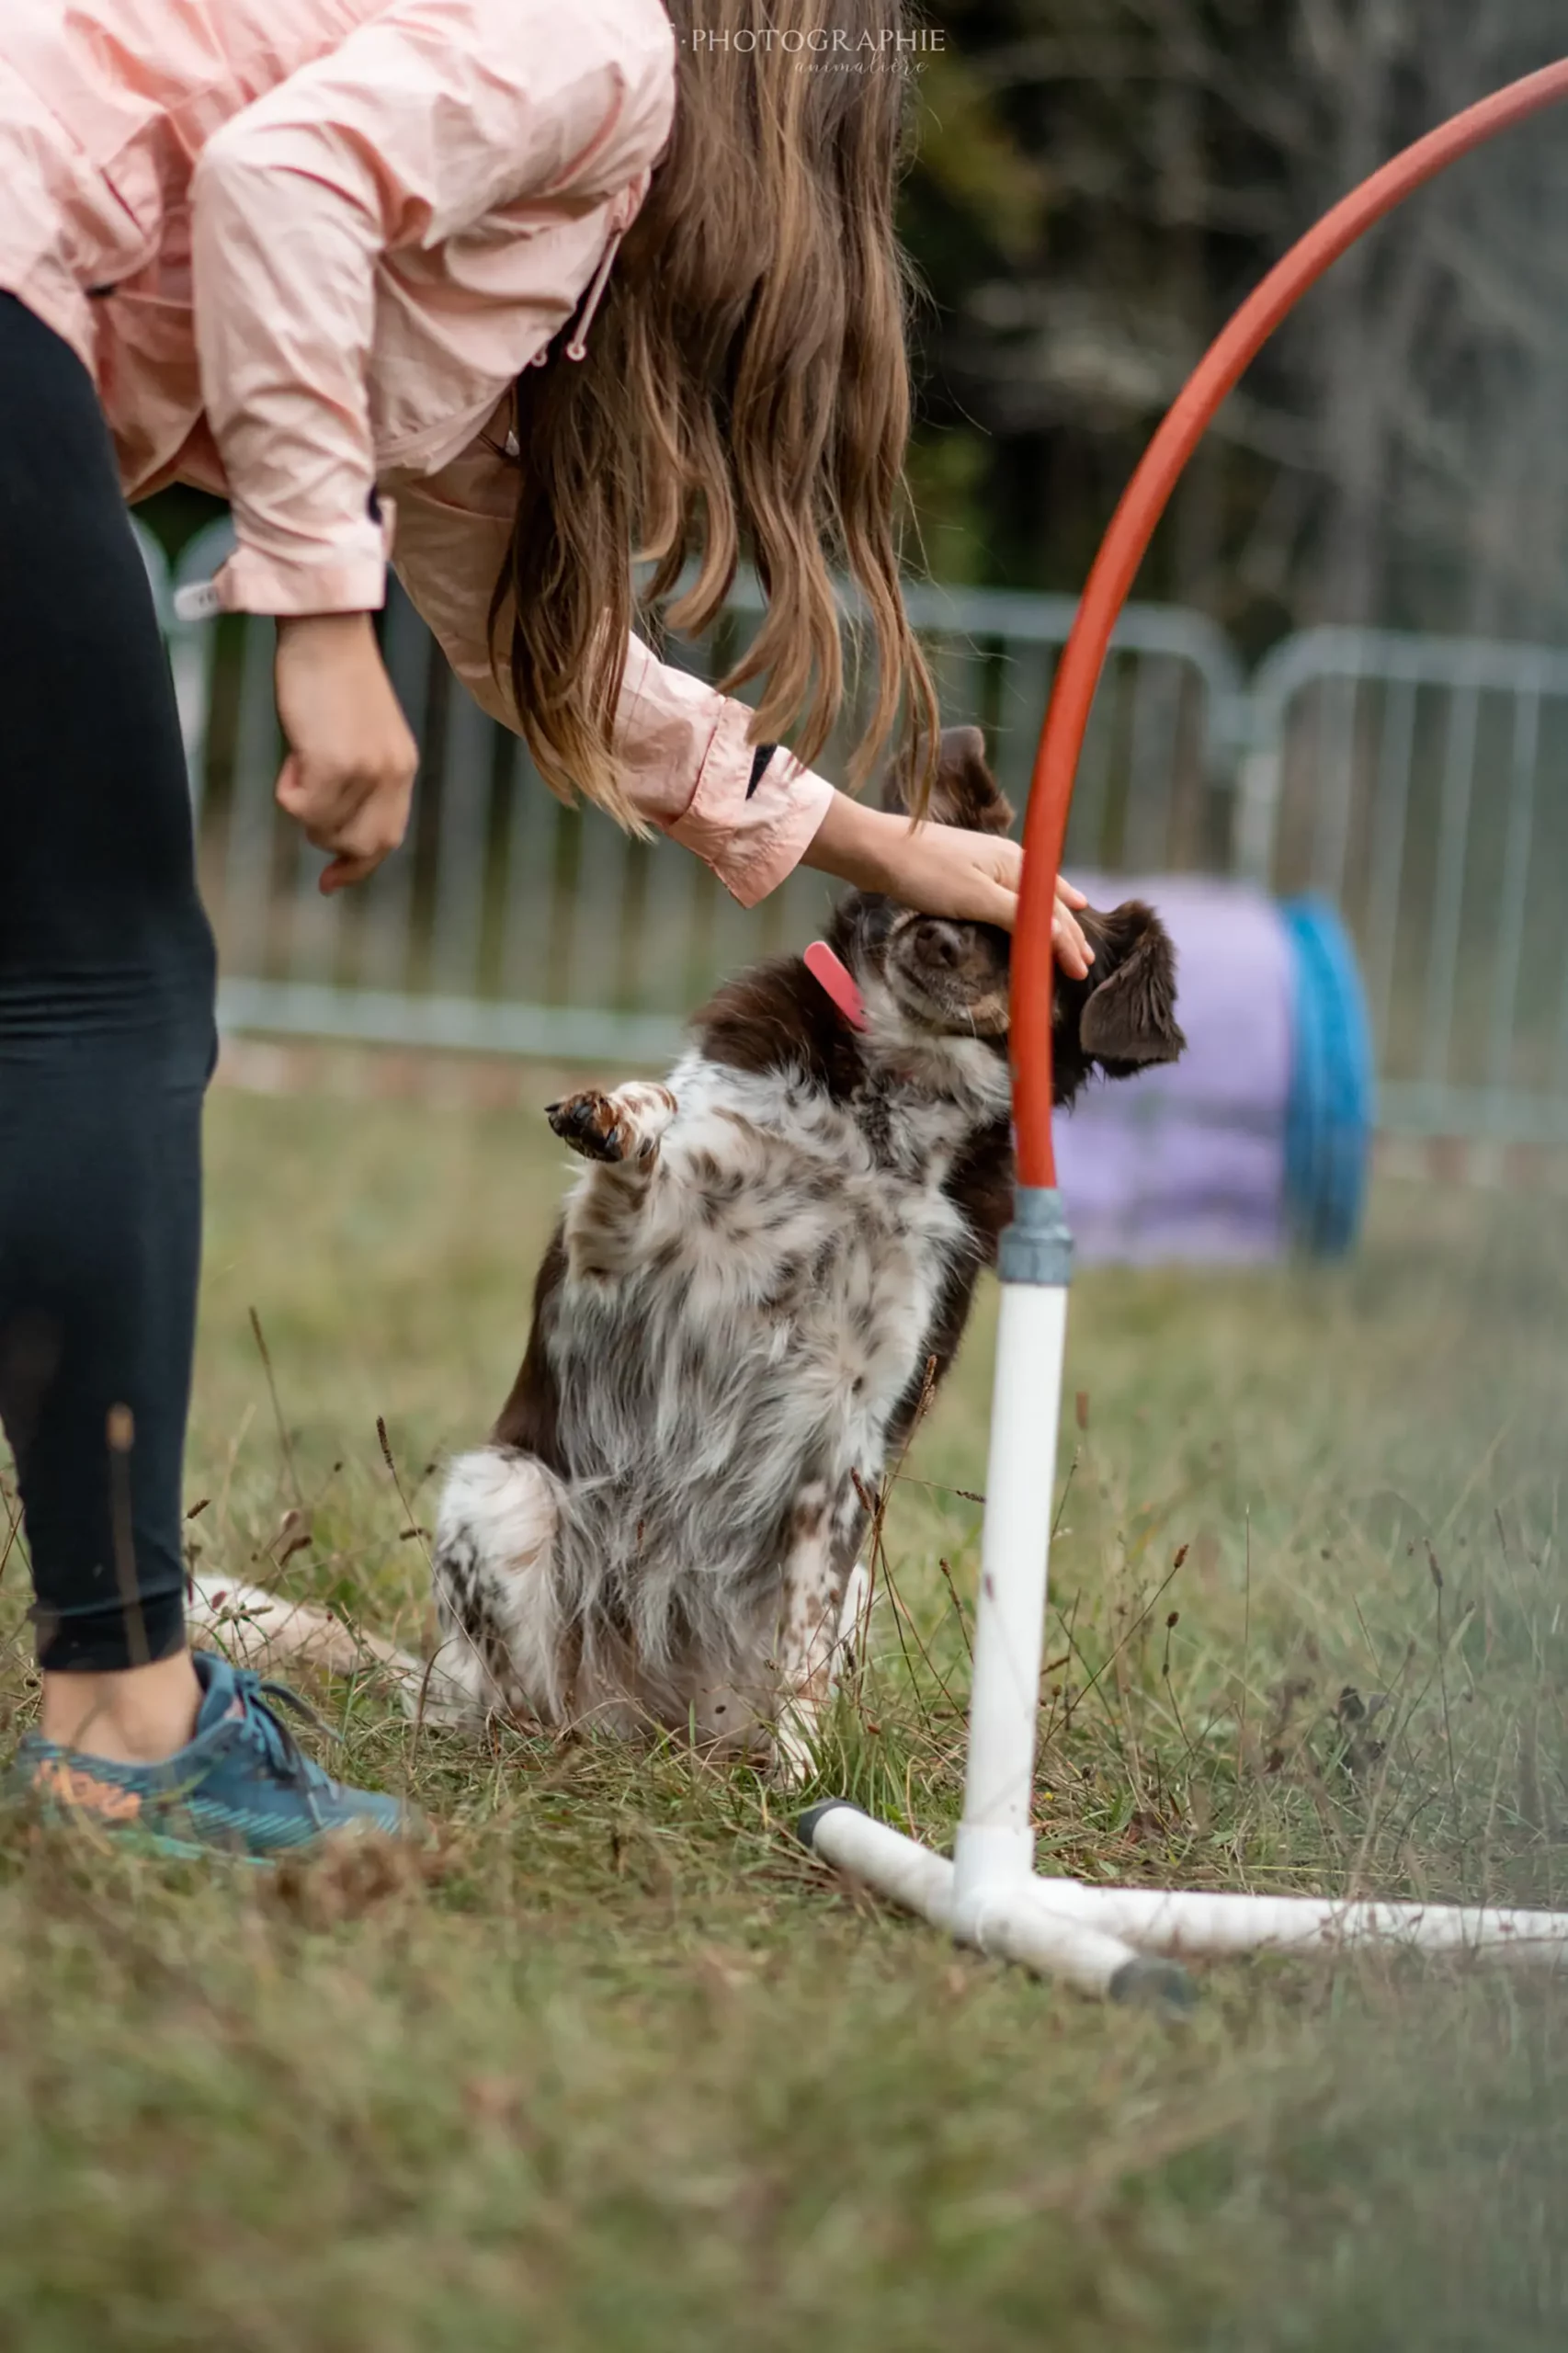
left=548, top=1089, right=629, bottom=1162
left=546, top=1084, right=676, bottom=1165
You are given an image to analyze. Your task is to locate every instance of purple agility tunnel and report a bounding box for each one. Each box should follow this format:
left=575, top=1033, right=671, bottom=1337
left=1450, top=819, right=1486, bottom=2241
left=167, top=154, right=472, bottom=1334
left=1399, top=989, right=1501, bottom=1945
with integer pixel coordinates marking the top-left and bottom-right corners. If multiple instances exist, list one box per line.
left=1055, top=882, right=1373, bottom=1267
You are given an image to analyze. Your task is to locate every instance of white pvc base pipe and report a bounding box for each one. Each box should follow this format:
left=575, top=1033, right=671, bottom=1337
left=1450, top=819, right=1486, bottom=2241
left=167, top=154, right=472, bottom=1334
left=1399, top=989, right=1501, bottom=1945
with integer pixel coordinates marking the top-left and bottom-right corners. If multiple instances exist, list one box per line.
left=799, top=1805, right=1568, bottom=1979
left=1034, top=1877, right=1568, bottom=1964
left=800, top=1259, right=1568, bottom=1995
left=800, top=1802, right=1190, bottom=2002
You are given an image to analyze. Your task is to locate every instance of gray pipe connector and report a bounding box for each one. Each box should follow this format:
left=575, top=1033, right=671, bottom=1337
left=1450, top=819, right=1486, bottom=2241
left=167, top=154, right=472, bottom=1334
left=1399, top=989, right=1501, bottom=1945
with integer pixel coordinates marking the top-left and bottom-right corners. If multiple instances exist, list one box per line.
left=997, top=1186, right=1074, bottom=1287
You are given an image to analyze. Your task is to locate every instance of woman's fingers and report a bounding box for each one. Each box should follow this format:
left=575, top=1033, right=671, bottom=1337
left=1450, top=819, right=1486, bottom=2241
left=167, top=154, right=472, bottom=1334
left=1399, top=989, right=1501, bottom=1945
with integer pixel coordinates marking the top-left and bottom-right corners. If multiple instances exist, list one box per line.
left=972, top=841, right=1095, bottom=977
left=311, top=778, right=415, bottom=893
left=275, top=754, right=414, bottom=893
left=273, top=773, right=412, bottom=891
left=969, top=876, right=1024, bottom=930
left=1052, top=882, right=1094, bottom=979
left=272, top=612, right=418, bottom=891
left=318, top=848, right=386, bottom=894
left=1051, top=906, right=1092, bottom=980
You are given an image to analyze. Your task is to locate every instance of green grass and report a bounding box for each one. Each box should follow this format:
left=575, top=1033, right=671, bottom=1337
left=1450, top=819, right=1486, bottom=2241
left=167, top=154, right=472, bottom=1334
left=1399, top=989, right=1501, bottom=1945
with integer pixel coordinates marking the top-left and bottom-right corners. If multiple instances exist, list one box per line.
left=2, top=1078, right=1567, bottom=2349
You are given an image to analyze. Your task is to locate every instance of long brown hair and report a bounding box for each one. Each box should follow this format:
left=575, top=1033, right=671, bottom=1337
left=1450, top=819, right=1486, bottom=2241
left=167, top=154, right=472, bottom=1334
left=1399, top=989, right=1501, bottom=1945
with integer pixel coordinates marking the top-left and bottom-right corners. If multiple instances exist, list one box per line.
left=489, top=0, right=939, bottom=828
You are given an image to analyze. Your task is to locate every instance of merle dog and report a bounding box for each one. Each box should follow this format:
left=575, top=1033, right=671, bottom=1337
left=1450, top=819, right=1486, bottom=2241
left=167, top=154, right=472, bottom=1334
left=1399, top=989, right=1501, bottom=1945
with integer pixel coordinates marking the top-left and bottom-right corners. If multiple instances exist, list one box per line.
left=194, top=728, right=1183, bottom=1779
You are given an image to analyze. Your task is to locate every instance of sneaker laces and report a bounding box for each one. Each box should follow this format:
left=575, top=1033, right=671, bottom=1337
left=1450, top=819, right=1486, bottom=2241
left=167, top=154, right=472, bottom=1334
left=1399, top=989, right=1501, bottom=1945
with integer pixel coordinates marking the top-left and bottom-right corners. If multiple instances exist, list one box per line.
left=229, top=1667, right=340, bottom=1793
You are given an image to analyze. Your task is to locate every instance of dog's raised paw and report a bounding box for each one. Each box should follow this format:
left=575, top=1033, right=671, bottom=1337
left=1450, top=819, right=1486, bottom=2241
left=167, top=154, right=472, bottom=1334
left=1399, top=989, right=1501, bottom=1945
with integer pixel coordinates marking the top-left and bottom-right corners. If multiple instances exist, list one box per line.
left=546, top=1090, right=629, bottom=1161
left=546, top=1086, right=676, bottom=1165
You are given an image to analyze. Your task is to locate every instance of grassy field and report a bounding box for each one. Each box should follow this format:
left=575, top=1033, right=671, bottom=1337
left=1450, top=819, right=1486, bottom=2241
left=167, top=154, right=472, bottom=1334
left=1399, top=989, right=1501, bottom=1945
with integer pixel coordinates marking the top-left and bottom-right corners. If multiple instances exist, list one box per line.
left=1, top=1074, right=1566, bottom=2349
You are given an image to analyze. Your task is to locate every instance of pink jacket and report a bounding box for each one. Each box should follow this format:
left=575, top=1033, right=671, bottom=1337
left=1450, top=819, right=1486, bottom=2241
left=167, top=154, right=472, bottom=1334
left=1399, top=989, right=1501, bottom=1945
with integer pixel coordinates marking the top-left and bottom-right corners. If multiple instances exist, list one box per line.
left=0, top=0, right=833, bottom=904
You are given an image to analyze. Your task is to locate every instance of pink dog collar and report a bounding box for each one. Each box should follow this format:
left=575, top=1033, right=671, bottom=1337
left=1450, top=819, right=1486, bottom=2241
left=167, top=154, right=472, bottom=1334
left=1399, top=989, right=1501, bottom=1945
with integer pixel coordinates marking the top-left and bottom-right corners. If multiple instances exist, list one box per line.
left=803, top=941, right=869, bottom=1032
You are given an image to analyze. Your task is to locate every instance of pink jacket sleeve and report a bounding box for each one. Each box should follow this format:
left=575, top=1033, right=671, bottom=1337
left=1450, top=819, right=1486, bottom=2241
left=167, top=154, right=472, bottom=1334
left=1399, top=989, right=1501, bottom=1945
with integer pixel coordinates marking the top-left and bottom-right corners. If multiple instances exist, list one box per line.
left=188, top=0, right=675, bottom=616
left=388, top=438, right=836, bottom=907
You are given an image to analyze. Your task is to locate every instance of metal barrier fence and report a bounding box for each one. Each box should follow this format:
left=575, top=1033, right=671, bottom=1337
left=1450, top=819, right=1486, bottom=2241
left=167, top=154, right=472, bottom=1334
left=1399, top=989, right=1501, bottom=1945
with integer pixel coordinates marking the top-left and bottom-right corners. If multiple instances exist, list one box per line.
left=1239, top=630, right=1568, bottom=1146
left=133, top=517, right=1568, bottom=1147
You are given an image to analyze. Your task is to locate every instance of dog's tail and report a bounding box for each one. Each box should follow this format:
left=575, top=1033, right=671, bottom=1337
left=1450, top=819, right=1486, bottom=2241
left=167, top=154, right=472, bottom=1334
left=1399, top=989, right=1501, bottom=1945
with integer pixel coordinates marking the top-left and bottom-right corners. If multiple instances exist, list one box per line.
left=185, top=1574, right=472, bottom=1722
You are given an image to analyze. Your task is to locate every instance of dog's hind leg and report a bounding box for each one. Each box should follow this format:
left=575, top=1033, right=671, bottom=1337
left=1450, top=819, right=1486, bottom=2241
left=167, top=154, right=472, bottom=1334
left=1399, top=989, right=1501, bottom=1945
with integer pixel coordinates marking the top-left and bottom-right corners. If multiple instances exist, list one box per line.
left=770, top=1475, right=881, bottom=1786
left=769, top=1485, right=860, bottom=1790
left=833, top=1557, right=872, bottom=1674
left=429, top=1447, right=567, bottom=1729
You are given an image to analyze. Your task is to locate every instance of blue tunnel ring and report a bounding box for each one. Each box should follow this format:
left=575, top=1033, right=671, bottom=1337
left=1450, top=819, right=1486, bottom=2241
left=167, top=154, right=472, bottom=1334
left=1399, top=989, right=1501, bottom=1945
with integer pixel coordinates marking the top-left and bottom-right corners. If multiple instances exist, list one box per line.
left=1281, top=896, right=1376, bottom=1258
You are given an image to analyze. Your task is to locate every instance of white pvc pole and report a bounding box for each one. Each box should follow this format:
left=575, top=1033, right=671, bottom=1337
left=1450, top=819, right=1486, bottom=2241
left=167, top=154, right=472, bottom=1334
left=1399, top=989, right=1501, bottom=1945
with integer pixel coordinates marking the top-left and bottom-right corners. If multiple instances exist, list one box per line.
left=934, top=1188, right=1185, bottom=2001
left=951, top=1278, right=1069, bottom=1914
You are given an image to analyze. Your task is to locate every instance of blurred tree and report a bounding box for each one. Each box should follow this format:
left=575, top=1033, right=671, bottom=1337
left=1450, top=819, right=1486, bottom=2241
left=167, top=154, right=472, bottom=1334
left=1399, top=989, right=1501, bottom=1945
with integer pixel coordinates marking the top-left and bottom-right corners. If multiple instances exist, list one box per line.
left=901, top=1, right=1568, bottom=649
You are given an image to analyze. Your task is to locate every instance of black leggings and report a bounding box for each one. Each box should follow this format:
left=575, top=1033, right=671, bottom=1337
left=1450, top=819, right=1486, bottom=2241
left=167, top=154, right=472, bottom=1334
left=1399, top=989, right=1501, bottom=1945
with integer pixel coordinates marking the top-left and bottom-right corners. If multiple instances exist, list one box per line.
left=0, top=293, right=215, bottom=1674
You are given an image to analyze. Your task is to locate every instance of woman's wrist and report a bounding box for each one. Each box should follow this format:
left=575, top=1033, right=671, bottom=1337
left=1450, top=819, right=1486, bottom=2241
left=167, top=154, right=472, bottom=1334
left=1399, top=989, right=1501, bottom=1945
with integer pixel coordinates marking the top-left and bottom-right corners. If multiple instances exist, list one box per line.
left=800, top=789, right=902, bottom=894
left=275, top=610, right=379, bottom=646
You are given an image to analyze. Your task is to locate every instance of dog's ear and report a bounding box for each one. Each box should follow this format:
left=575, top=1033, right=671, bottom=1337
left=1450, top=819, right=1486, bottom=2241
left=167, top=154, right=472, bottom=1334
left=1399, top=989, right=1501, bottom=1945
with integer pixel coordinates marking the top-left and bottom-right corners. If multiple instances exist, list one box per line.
left=1077, top=902, right=1186, bottom=1071
left=882, top=725, right=1015, bottom=836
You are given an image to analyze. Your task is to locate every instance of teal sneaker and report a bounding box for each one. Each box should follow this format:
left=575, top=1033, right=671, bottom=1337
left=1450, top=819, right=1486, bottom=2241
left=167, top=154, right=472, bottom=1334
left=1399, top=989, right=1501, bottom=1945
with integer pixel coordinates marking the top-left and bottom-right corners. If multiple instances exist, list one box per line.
left=7, top=1650, right=410, bottom=1860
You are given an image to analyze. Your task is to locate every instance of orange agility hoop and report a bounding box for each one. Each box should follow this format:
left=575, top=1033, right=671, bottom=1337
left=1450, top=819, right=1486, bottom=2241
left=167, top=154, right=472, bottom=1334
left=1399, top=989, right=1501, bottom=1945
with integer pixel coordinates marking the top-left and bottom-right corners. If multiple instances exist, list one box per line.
left=801, top=59, right=1568, bottom=1995
left=1012, top=56, right=1568, bottom=1189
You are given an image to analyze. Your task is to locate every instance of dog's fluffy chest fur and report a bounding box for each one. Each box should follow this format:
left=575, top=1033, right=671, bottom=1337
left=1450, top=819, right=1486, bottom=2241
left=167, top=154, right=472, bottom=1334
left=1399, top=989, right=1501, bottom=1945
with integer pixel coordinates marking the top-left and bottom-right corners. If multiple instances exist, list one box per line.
left=548, top=1046, right=1001, bottom=1558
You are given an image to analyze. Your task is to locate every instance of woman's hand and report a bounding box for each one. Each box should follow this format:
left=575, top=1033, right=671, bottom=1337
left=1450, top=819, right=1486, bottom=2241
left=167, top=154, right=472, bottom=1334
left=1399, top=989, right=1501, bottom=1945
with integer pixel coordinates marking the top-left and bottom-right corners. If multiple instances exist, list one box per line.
left=272, top=613, right=418, bottom=893
left=801, top=790, right=1094, bottom=978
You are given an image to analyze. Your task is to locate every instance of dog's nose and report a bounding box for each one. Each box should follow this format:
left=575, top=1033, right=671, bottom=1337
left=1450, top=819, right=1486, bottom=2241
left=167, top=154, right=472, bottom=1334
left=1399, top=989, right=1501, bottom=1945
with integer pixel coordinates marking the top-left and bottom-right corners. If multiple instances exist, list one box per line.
left=912, top=918, right=964, bottom=970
